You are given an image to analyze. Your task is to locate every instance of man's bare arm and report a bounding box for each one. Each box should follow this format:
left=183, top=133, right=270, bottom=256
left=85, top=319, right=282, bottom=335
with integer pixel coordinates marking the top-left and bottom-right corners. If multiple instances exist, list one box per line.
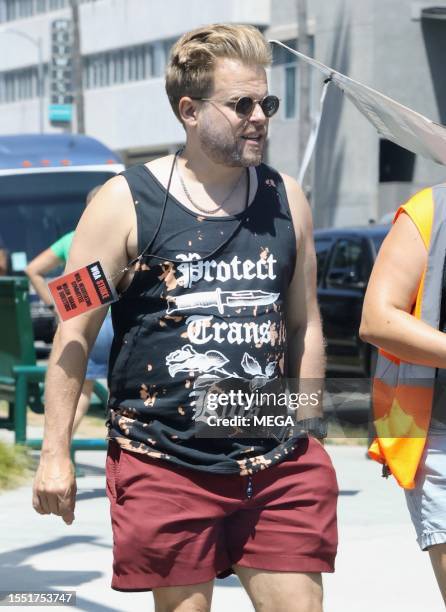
left=32, top=176, right=135, bottom=524
left=360, top=211, right=446, bottom=368
left=282, top=175, right=325, bottom=421
left=25, top=249, right=64, bottom=305
left=0, top=248, right=7, bottom=275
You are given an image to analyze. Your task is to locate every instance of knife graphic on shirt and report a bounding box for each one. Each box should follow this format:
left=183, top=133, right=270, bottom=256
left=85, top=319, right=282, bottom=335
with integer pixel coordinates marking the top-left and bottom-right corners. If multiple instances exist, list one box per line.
left=166, top=288, right=280, bottom=314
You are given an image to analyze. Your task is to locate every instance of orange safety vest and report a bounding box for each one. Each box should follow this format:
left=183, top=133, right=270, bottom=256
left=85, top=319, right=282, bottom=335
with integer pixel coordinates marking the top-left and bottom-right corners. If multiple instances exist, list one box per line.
left=369, top=185, right=446, bottom=489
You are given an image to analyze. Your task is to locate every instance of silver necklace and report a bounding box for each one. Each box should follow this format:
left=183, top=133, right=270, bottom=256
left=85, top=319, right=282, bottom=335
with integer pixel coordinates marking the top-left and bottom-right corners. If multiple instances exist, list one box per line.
left=176, top=153, right=245, bottom=215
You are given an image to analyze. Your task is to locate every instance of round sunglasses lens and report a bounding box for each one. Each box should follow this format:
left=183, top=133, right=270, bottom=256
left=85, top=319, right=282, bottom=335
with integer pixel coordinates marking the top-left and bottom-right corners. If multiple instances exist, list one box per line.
left=235, top=97, right=255, bottom=116
left=262, top=96, right=280, bottom=117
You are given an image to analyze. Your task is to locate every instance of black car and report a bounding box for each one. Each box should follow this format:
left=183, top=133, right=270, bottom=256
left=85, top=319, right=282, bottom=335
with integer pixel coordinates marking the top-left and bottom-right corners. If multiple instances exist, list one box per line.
left=314, top=224, right=390, bottom=376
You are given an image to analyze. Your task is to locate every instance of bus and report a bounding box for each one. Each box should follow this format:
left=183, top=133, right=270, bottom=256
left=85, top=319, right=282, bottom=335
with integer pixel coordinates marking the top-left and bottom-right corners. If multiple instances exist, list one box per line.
left=0, top=133, right=125, bottom=342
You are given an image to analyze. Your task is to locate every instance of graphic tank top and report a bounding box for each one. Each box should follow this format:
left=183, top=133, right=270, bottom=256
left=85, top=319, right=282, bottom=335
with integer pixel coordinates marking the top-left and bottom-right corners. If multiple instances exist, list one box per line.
left=106, top=161, right=304, bottom=475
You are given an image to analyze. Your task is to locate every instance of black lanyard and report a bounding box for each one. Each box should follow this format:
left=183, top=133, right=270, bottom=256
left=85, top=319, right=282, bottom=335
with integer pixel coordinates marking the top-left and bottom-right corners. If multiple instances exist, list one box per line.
left=128, top=149, right=251, bottom=267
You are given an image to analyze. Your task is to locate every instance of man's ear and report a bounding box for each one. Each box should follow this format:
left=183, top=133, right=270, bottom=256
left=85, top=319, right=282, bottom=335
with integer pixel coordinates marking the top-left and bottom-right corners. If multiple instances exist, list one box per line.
left=178, top=97, right=199, bottom=127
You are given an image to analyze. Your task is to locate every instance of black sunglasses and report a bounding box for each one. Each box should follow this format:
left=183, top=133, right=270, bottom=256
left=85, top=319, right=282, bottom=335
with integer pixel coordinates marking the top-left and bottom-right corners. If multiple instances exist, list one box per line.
left=191, top=95, right=280, bottom=118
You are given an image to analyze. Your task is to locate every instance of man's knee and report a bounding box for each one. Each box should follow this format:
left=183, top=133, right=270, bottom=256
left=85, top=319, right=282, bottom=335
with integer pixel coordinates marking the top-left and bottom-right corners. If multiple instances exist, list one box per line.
left=155, top=604, right=210, bottom=612
left=153, top=582, right=213, bottom=612
left=429, top=543, right=446, bottom=604
left=233, top=567, right=323, bottom=612
left=253, top=592, right=322, bottom=612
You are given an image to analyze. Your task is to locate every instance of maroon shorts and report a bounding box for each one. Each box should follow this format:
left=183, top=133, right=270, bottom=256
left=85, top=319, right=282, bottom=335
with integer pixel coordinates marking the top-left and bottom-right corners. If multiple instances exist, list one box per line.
left=106, top=437, right=338, bottom=591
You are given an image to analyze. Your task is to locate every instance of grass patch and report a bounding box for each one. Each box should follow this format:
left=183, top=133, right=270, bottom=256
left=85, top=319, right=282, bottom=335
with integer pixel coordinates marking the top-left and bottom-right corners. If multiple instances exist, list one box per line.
left=0, top=440, right=33, bottom=491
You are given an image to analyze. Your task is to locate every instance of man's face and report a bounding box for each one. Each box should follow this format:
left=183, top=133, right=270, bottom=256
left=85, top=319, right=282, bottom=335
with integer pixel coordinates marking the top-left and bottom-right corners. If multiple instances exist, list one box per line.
left=195, top=58, right=270, bottom=167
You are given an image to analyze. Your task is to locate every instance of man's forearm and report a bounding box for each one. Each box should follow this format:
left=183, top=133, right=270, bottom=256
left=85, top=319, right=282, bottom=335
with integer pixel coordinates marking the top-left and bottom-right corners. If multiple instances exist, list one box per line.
left=26, top=272, right=53, bottom=306
left=0, top=250, right=7, bottom=275
left=361, top=306, right=446, bottom=369
left=41, top=327, right=89, bottom=456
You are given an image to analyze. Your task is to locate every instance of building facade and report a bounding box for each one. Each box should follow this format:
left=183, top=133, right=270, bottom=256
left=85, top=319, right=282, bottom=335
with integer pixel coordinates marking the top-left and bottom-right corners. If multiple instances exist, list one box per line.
left=0, top=0, right=270, bottom=165
left=0, top=0, right=445, bottom=225
left=310, top=0, right=446, bottom=227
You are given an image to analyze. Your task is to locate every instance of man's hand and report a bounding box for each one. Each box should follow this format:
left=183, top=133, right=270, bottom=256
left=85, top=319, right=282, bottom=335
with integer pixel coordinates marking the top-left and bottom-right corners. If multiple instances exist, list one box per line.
left=32, top=455, right=77, bottom=525
left=0, top=248, right=8, bottom=276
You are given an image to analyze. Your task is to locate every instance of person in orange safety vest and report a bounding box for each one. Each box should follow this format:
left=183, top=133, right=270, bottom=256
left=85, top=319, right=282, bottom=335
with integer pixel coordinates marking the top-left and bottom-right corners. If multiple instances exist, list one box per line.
left=360, top=184, right=446, bottom=604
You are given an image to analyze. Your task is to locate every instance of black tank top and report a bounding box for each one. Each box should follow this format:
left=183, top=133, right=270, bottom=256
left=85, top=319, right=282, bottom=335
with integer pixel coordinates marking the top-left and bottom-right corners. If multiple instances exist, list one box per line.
left=106, top=161, right=304, bottom=475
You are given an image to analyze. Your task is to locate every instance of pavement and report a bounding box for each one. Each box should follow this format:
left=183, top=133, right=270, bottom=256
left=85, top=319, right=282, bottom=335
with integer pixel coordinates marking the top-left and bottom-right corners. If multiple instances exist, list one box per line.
left=0, top=433, right=444, bottom=611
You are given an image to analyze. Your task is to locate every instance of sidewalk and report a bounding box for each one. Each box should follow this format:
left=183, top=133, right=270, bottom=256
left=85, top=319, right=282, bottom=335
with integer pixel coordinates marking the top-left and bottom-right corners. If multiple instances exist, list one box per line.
left=0, top=439, right=443, bottom=611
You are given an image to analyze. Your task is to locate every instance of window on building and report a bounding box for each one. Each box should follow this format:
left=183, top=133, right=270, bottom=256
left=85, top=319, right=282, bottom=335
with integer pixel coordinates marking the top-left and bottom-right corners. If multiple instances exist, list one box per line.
left=163, top=38, right=176, bottom=63
left=144, top=45, right=153, bottom=79
left=17, top=0, right=34, bottom=18
left=122, top=50, right=129, bottom=82
left=35, top=0, right=47, bottom=12
left=114, top=50, right=124, bottom=84
left=98, top=54, right=108, bottom=87
left=272, top=38, right=297, bottom=65
left=0, top=0, right=96, bottom=22
left=0, top=65, right=39, bottom=103
left=152, top=41, right=165, bottom=78
left=273, top=39, right=298, bottom=120
left=128, top=48, right=137, bottom=81
left=5, top=0, right=19, bottom=20
left=379, top=139, right=415, bottom=182
left=273, top=37, right=315, bottom=121
left=135, top=46, right=144, bottom=80
left=48, top=0, right=67, bottom=9
left=0, top=36, right=173, bottom=103
left=83, top=40, right=167, bottom=90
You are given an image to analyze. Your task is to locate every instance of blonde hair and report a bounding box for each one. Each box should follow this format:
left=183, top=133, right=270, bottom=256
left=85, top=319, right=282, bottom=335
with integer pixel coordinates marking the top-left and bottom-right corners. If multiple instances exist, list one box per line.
left=165, top=23, right=271, bottom=122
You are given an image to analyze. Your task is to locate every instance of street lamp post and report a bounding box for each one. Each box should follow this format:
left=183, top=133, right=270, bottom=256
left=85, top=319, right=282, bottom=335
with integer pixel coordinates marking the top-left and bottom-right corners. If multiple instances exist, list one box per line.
left=3, top=28, right=44, bottom=133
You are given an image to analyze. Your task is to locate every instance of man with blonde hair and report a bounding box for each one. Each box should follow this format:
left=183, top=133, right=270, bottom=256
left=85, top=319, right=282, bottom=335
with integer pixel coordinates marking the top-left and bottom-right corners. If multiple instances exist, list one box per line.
left=33, top=23, right=338, bottom=611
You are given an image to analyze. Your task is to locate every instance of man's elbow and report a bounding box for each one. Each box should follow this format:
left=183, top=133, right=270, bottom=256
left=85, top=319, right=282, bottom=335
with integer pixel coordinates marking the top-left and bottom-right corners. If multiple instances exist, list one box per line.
left=359, top=308, right=383, bottom=346
left=359, top=320, right=372, bottom=344
left=24, top=264, right=42, bottom=284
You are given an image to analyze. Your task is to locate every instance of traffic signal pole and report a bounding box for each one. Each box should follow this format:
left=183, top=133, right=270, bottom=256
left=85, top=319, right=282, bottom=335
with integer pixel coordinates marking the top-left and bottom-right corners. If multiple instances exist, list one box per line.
left=69, top=0, right=85, bottom=134
left=297, top=0, right=312, bottom=197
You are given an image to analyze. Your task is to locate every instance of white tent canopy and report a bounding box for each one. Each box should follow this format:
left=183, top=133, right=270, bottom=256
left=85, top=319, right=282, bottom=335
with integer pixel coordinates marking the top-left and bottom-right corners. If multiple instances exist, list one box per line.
left=270, top=40, right=446, bottom=167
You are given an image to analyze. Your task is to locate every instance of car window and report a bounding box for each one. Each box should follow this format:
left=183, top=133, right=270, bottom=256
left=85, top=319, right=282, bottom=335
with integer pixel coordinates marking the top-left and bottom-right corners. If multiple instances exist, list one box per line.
left=0, top=171, right=115, bottom=270
left=326, top=238, right=369, bottom=289
left=314, top=237, right=332, bottom=285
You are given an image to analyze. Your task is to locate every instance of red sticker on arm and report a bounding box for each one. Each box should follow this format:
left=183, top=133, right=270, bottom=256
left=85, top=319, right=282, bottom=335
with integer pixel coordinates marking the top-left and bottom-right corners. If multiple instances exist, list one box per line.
left=48, top=261, right=118, bottom=321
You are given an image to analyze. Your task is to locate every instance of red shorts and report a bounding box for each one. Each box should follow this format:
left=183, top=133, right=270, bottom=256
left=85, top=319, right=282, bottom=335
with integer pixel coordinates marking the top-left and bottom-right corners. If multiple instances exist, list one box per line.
left=106, top=437, right=338, bottom=591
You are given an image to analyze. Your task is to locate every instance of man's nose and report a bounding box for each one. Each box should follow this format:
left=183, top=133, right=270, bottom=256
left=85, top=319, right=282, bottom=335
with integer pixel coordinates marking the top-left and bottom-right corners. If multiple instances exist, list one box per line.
left=249, top=101, right=268, bottom=123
